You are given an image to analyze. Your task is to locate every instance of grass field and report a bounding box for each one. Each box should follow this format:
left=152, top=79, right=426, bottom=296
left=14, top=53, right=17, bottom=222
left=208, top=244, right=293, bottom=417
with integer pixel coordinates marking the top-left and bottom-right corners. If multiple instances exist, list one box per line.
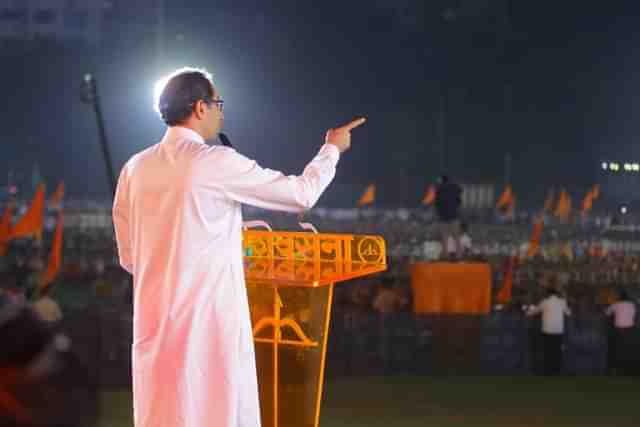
left=100, top=376, right=640, bottom=427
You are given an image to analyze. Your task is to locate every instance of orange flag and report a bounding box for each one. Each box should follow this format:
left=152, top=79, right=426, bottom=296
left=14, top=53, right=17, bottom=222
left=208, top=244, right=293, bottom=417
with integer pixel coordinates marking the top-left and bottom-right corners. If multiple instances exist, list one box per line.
left=554, top=190, right=565, bottom=217
left=12, top=184, right=45, bottom=240
left=554, top=189, right=572, bottom=221
left=591, top=184, right=600, bottom=200
left=49, top=181, right=65, bottom=208
left=40, top=211, right=64, bottom=292
left=0, top=202, right=14, bottom=256
left=496, top=185, right=513, bottom=209
left=526, top=218, right=544, bottom=258
left=505, top=196, right=516, bottom=220
left=496, top=256, right=516, bottom=305
left=581, top=188, right=594, bottom=214
left=422, top=185, right=436, bottom=205
left=563, top=192, right=572, bottom=219
left=357, top=184, right=375, bottom=207
left=543, top=189, right=555, bottom=212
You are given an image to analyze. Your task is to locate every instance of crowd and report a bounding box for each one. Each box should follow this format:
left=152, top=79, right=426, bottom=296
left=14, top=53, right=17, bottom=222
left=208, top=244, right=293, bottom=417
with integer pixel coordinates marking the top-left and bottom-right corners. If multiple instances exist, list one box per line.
left=0, top=201, right=639, bottom=379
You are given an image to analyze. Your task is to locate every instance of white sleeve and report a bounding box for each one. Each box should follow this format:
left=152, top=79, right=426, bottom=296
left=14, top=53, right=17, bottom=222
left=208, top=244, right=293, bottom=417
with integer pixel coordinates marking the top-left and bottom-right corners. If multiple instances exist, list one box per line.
left=605, top=304, right=614, bottom=316
left=202, top=144, right=340, bottom=213
left=527, top=302, right=543, bottom=316
left=112, top=165, right=133, bottom=274
left=564, top=301, right=572, bottom=316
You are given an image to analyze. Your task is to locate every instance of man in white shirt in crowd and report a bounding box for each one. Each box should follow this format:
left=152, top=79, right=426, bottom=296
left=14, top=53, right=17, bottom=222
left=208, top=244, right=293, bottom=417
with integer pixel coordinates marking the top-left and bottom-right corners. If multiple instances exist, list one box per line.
left=527, top=287, right=572, bottom=375
left=605, top=288, right=637, bottom=375
left=444, top=223, right=472, bottom=259
left=458, top=222, right=472, bottom=256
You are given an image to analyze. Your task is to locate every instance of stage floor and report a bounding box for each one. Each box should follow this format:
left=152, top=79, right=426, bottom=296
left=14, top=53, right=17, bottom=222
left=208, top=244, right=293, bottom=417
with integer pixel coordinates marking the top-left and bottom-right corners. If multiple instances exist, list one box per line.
left=100, top=376, right=640, bottom=427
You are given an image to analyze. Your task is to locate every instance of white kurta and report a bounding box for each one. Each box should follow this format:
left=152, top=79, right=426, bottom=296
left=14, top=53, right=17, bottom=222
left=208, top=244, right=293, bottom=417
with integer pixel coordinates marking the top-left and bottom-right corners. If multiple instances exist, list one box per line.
left=112, top=126, right=340, bottom=427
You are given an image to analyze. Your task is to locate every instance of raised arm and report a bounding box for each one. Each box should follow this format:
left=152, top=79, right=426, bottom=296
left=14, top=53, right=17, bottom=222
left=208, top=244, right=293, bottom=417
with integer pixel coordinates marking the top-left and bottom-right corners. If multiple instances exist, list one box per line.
left=199, top=118, right=365, bottom=212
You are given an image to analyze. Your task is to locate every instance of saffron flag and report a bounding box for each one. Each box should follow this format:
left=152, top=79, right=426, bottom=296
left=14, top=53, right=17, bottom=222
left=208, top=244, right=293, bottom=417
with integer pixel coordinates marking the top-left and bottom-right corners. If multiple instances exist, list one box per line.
left=554, top=189, right=571, bottom=221
left=40, top=211, right=64, bottom=292
left=496, top=256, right=516, bottom=305
left=526, top=218, right=544, bottom=258
left=554, top=190, right=565, bottom=217
left=12, top=184, right=45, bottom=240
left=0, top=202, right=14, bottom=256
left=505, top=196, right=516, bottom=220
left=49, top=181, right=65, bottom=208
left=563, top=192, right=572, bottom=219
left=422, top=185, right=436, bottom=205
left=581, top=188, right=594, bottom=214
left=496, top=185, right=513, bottom=209
left=357, top=184, right=375, bottom=207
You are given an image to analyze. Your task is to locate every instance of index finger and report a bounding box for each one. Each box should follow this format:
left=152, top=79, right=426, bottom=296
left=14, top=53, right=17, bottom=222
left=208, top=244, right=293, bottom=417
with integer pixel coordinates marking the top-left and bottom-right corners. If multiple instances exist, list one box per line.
left=339, top=117, right=367, bottom=131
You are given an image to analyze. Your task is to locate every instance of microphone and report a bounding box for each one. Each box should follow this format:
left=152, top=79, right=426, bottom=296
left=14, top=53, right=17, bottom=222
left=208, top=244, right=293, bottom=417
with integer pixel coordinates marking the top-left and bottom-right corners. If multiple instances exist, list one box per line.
left=218, top=132, right=233, bottom=148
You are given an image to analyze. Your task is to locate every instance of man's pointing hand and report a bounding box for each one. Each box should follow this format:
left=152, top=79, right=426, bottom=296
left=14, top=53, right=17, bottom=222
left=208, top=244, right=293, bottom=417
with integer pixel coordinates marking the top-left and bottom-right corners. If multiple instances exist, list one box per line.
left=326, top=117, right=366, bottom=153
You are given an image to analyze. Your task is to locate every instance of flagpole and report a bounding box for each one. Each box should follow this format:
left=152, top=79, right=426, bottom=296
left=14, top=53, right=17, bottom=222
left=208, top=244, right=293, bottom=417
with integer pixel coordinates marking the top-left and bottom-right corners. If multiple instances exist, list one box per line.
left=81, top=74, right=117, bottom=197
left=80, top=74, right=113, bottom=416
left=504, top=153, right=511, bottom=186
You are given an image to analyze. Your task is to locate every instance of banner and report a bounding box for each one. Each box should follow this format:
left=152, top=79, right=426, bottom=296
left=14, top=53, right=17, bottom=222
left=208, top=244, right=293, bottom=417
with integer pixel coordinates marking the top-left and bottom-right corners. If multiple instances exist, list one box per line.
left=410, top=262, right=492, bottom=314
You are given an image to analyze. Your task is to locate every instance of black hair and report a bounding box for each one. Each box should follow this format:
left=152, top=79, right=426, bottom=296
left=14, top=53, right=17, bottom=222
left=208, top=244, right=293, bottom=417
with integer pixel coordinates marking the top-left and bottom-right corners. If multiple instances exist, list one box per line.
left=156, top=67, right=215, bottom=126
left=618, top=288, right=631, bottom=302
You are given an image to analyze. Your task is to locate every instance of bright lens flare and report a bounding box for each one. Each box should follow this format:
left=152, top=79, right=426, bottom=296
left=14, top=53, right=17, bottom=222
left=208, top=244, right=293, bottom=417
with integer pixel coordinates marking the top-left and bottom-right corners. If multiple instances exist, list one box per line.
left=153, top=76, right=170, bottom=113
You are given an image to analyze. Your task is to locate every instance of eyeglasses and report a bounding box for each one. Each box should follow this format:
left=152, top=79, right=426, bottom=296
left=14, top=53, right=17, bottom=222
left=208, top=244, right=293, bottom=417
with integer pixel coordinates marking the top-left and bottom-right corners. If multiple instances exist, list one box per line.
left=189, top=98, right=224, bottom=112
left=209, top=99, right=224, bottom=112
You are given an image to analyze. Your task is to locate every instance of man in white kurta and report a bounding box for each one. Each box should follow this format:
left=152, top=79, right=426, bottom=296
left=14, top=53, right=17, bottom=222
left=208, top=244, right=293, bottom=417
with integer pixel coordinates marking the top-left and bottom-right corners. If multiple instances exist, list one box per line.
left=112, top=68, right=364, bottom=427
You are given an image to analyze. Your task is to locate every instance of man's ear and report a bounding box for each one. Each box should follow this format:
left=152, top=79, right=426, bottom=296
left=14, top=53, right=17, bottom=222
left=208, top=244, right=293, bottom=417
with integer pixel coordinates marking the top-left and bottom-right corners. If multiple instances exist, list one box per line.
left=193, top=100, right=207, bottom=120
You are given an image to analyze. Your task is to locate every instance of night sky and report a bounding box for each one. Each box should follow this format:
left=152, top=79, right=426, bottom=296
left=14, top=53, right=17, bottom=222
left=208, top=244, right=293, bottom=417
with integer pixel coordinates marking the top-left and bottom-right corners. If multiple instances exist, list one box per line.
left=2, top=1, right=640, bottom=207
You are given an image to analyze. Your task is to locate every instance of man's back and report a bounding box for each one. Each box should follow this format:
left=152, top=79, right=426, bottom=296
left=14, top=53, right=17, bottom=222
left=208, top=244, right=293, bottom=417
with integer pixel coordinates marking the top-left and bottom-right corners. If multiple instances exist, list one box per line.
left=607, top=301, right=636, bottom=328
left=435, top=182, right=462, bottom=222
left=112, top=126, right=341, bottom=427
left=539, top=296, right=571, bottom=334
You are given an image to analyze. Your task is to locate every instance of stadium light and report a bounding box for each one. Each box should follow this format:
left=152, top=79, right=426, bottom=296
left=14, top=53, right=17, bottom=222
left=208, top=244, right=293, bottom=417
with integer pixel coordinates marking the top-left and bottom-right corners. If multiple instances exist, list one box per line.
left=153, top=76, right=170, bottom=113
left=620, top=205, right=629, bottom=215
left=599, top=160, right=640, bottom=173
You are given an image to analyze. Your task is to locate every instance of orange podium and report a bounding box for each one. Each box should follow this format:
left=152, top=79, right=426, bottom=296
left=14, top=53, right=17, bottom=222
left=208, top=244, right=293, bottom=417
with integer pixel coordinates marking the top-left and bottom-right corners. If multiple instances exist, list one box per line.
left=242, top=229, right=386, bottom=427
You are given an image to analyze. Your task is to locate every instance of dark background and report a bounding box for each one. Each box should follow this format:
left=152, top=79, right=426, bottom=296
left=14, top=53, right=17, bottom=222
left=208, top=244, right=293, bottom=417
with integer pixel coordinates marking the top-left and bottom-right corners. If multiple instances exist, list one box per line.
left=2, top=0, right=640, bottom=207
